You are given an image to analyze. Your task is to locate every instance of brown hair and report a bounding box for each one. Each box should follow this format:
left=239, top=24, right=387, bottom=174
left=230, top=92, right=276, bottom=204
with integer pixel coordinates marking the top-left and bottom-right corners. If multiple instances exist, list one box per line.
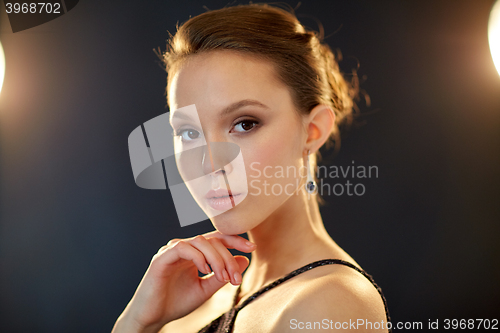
left=158, top=3, right=361, bottom=204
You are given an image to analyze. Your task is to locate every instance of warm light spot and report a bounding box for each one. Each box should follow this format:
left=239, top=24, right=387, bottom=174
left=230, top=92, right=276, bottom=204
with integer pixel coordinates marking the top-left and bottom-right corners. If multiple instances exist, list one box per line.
left=0, top=41, right=5, bottom=94
left=489, top=0, right=500, bottom=76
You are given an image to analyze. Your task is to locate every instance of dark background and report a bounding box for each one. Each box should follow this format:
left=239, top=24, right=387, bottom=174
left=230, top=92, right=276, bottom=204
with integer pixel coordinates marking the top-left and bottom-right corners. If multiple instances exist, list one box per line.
left=1, top=0, right=499, bottom=332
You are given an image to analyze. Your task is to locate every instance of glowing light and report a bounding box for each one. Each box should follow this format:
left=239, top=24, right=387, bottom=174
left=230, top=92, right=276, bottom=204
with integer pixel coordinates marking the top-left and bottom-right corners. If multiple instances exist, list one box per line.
left=0, top=41, right=4, bottom=94
left=490, top=0, right=500, bottom=76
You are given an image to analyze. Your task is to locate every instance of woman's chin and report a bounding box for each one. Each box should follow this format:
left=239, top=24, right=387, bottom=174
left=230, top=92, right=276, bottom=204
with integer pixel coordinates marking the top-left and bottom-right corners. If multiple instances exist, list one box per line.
left=209, top=212, right=254, bottom=236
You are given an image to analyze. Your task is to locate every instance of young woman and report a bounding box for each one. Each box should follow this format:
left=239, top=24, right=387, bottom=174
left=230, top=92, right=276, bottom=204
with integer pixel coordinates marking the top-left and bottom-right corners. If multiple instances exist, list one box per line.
left=113, top=3, right=391, bottom=333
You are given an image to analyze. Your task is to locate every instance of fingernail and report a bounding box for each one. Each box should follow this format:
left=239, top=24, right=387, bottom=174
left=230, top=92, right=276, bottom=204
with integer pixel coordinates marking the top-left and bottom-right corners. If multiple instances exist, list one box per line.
left=205, top=264, right=211, bottom=274
left=233, top=271, right=242, bottom=284
left=245, top=241, right=256, bottom=247
left=222, top=270, right=230, bottom=282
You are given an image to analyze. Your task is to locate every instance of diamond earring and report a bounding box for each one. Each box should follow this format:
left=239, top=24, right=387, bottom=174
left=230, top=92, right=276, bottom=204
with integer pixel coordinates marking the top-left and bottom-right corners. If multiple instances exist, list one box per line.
left=305, top=150, right=316, bottom=194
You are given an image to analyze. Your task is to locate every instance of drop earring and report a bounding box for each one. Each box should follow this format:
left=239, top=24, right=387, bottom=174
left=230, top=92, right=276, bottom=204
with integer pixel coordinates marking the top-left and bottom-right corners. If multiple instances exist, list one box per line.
left=305, top=150, right=316, bottom=194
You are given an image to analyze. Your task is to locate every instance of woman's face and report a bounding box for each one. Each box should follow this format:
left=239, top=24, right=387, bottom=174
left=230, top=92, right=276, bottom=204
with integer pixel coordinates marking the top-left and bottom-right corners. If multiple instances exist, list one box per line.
left=169, top=50, right=308, bottom=235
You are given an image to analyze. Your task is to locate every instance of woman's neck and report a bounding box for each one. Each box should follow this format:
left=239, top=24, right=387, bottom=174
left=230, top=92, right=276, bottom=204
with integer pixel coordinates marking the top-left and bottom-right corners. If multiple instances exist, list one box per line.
left=239, top=191, right=338, bottom=299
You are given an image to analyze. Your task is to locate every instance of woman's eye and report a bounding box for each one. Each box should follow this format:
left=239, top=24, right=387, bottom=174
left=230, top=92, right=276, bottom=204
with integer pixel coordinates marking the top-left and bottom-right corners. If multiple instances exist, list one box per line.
left=176, top=129, right=200, bottom=142
left=232, top=120, right=258, bottom=133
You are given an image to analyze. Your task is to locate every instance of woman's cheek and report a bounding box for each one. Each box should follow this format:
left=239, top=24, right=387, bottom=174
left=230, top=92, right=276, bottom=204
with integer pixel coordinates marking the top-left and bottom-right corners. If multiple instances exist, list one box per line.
left=244, top=147, right=299, bottom=197
left=241, top=119, right=303, bottom=194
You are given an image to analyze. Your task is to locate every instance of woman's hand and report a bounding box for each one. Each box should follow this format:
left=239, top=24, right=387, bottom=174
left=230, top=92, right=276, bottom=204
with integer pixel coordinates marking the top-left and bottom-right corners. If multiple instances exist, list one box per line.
left=111, top=231, right=256, bottom=333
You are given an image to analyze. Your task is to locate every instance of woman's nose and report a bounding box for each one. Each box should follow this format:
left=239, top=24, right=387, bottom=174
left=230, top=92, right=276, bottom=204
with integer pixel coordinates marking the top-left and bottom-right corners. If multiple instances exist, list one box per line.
left=201, top=143, right=234, bottom=176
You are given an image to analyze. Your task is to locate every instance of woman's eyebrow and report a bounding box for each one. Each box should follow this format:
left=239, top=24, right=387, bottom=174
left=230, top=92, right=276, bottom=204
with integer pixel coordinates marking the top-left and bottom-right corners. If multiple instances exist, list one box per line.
left=170, top=99, right=269, bottom=122
left=219, top=99, right=269, bottom=119
left=170, top=112, right=193, bottom=122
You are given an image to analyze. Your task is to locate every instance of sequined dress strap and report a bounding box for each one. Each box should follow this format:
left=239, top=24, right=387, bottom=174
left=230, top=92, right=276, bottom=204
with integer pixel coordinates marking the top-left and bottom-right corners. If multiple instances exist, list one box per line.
left=197, top=259, right=391, bottom=333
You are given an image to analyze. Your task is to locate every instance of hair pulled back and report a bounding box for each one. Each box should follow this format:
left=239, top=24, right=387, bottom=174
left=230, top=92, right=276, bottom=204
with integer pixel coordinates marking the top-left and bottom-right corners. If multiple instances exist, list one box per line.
left=159, top=3, right=361, bottom=154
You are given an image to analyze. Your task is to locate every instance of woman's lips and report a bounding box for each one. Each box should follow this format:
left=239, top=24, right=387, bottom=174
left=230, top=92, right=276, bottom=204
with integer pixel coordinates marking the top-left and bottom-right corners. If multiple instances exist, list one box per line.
left=205, top=189, right=243, bottom=211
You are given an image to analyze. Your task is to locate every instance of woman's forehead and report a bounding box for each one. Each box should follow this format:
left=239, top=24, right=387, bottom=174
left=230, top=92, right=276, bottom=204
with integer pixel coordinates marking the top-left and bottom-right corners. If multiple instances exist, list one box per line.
left=168, top=51, right=285, bottom=110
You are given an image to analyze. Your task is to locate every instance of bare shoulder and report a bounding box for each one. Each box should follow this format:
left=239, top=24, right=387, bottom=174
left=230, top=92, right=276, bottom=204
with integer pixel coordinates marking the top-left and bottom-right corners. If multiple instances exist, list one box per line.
left=272, top=264, right=388, bottom=332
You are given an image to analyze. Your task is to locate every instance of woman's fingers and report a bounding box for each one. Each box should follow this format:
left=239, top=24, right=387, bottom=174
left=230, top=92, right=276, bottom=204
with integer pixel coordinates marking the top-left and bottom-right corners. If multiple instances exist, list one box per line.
left=153, top=233, right=255, bottom=285
left=199, top=255, right=250, bottom=299
left=156, top=240, right=211, bottom=275
left=203, top=231, right=257, bottom=253
left=234, top=255, right=250, bottom=273
left=207, top=238, right=242, bottom=285
left=189, top=235, right=229, bottom=283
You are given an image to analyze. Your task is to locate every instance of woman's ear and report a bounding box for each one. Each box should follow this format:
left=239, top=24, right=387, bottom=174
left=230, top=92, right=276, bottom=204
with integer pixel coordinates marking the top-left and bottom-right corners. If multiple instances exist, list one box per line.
left=305, top=104, right=335, bottom=152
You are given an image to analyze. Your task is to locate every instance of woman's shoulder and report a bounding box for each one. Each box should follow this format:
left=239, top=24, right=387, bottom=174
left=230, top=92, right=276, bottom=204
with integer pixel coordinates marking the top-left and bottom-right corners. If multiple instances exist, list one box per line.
left=270, top=261, right=388, bottom=332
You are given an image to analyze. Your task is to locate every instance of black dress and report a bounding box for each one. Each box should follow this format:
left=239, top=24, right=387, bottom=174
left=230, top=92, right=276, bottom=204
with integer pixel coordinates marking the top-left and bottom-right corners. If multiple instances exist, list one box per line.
left=197, top=259, right=391, bottom=333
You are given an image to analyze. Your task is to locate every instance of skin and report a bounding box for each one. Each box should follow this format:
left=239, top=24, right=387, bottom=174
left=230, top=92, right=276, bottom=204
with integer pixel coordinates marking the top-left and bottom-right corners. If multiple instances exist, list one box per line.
left=112, top=50, right=387, bottom=333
